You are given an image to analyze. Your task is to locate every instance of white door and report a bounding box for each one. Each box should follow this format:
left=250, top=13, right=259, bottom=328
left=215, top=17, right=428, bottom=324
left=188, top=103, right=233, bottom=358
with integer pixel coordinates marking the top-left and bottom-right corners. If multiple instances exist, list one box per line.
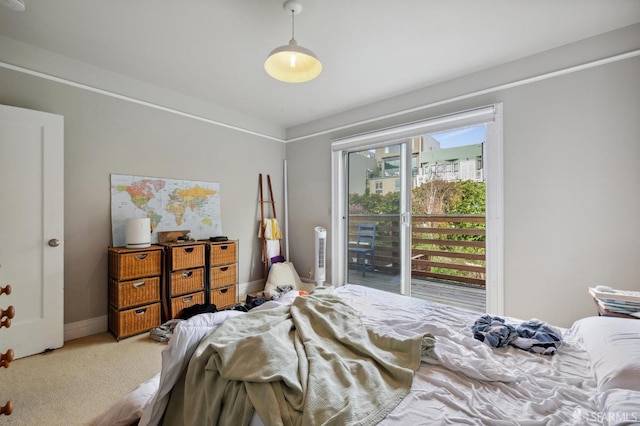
left=0, top=104, right=64, bottom=359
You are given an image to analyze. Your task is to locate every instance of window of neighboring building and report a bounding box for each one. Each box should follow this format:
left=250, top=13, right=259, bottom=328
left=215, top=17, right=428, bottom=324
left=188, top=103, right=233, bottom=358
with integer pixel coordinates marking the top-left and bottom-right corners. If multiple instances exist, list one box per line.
left=384, top=158, right=400, bottom=177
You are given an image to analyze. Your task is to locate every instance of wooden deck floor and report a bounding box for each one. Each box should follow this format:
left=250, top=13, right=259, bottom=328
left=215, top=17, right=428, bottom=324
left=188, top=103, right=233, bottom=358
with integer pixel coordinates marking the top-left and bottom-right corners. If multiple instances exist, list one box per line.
left=347, top=269, right=486, bottom=313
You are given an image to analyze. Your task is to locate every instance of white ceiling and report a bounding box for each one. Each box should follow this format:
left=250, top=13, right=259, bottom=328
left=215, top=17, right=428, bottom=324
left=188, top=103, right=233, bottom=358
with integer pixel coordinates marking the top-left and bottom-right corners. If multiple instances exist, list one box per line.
left=1, top=0, right=639, bottom=130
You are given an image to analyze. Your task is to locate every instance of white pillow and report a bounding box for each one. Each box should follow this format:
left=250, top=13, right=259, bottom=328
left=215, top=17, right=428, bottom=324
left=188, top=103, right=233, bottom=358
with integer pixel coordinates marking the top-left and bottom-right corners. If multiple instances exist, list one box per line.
left=593, top=388, right=640, bottom=423
left=572, top=316, right=640, bottom=392
left=94, top=374, right=160, bottom=426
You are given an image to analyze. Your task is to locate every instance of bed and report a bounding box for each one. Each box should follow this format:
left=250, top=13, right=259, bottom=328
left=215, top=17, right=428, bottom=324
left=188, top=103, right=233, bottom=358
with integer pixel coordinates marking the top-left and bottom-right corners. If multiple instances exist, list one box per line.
left=96, top=284, right=640, bottom=426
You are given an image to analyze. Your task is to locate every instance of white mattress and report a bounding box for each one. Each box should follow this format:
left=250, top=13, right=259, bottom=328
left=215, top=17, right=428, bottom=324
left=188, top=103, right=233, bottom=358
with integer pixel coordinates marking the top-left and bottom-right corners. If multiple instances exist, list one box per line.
left=96, top=284, right=640, bottom=426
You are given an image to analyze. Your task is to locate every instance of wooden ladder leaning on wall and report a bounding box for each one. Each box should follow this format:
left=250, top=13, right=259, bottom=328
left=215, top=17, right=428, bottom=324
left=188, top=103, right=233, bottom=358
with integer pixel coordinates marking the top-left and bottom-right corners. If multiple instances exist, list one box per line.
left=258, top=174, right=281, bottom=279
left=1, top=281, right=14, bottom=416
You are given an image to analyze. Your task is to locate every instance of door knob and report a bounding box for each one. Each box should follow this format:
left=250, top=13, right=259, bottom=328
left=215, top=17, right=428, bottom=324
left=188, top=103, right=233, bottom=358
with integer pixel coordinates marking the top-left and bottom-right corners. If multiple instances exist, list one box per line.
left=48, top=239, right=61, bottom=247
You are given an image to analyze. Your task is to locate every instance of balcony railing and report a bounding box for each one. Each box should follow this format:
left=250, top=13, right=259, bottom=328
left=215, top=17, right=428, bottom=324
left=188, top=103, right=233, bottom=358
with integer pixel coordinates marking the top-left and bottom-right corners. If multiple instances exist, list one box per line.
left=348, top=214, right=486, bottom=287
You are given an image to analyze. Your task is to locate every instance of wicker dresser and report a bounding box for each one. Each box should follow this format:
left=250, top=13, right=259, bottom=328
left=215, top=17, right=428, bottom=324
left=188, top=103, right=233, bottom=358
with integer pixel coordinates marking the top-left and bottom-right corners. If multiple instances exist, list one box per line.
left=108, top=246, right=162, bottom=340
left=162, top=242, right=206, bottom=319
left=207, top=240, right=238, bottom=309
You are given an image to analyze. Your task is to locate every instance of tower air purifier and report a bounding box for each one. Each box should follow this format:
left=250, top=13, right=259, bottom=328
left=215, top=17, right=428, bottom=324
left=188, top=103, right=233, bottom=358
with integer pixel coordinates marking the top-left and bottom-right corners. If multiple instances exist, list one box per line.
left=314, top=226, right=326, bottom=285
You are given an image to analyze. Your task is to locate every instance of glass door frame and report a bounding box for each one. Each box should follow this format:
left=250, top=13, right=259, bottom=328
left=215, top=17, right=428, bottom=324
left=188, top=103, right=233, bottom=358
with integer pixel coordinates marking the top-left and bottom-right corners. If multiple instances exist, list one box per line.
left=338, top=140, right=413, bottom=295
left=331, top=104, right=504, bottom=315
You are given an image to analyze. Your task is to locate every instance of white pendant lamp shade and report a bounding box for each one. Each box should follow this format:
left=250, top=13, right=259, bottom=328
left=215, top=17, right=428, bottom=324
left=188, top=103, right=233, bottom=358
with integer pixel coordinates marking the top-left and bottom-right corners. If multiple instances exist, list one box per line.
left=265, top=0, right=322, bottom=83
left=0, top=0, right=25, bottom=12
left=265, top=39, right=322, bottom=83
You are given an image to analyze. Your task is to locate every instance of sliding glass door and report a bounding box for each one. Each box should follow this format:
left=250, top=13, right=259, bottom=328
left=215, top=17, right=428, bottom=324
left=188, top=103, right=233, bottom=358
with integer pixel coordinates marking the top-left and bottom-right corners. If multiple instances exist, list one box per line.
left=342, top=141, right=412, bottom=295
left=331, top=104, right=504, bottom=315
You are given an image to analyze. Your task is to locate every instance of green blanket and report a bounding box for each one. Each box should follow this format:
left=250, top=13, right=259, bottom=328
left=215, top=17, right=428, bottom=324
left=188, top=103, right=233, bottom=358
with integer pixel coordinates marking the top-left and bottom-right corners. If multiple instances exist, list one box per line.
left=163, top=291, right=435, bottom=426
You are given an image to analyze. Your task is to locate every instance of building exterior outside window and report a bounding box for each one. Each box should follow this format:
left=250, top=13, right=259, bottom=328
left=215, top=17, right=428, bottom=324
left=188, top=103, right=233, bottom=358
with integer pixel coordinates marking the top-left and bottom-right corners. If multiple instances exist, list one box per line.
left=349, top=133, right=485, bottom=196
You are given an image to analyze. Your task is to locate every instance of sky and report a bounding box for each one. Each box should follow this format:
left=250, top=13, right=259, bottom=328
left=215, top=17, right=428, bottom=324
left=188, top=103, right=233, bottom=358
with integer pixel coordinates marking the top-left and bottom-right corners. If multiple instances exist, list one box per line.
left=430, top=125, right=486, bottom=149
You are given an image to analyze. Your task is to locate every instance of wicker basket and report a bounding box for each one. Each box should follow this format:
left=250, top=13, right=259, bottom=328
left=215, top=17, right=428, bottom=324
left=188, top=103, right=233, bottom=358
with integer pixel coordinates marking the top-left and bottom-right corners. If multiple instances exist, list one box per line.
left=109, top=277, right=160, bottom=309
left=170, top=244, right=205, bottom=270
left=210, top=285, right=236, bottom=308
left=209, top=241, right=237, bottom=266
left=109, top=303, right=161, bottom=340
left=171, top=291, right=205, bottom=318
left=169, top=268, right=204, bottom=296
left=108, top=247, right=162, bottom=280
left=210, top=264, right=237, bottom=287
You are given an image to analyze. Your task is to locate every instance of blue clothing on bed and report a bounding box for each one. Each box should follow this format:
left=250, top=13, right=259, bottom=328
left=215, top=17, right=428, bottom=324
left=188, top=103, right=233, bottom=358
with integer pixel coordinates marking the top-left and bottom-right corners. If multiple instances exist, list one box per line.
left=472, top=316, right=563, bottom=355
left=471, top=315, right=517, bottom=348
left=512, top=320, right=563, bottom=355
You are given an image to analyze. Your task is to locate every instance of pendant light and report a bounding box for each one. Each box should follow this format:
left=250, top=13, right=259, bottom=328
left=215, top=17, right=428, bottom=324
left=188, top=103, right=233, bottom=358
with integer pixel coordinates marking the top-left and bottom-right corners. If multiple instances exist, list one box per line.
left=264, top=0, right=322, bottom=83
left=0, top=0, right=25, bottom=12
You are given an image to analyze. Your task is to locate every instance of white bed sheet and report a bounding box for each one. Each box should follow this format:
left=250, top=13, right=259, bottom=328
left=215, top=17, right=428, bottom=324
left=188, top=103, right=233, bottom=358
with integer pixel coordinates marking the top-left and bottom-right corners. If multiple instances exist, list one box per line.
left=97, top=285, right=639, bottom=426
left=337, top=285, right=599, bottom=426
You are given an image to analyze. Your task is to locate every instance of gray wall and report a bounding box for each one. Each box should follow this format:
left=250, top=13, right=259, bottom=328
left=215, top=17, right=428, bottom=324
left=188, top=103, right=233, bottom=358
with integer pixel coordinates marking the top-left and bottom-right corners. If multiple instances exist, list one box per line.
left=1, top=25, right=638, bottom=332
left=0, top=68, right=284, bottom=326
left=285, top=26, right=640, bottom=328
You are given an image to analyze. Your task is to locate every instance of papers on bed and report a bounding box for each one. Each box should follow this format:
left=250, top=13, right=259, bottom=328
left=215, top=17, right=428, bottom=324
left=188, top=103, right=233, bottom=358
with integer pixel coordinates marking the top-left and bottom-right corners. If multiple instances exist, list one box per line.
left=589, top=286, right=640, bottom=317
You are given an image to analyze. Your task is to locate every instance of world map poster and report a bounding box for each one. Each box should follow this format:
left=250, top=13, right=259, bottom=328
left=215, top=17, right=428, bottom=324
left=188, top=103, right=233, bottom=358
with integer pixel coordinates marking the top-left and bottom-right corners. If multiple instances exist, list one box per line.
left=110, top=174, right=223, bottom=247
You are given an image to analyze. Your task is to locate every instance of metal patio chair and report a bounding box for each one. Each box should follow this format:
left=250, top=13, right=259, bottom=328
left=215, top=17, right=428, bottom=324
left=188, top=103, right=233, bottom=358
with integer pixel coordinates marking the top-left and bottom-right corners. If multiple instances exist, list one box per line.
left=348, top=223, right=376, bottom=277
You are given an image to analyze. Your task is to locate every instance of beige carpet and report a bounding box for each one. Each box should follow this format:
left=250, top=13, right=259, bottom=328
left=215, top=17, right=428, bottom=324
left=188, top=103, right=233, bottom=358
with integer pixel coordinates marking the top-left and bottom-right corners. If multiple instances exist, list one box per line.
left=1, top=332, right=165, bottom=425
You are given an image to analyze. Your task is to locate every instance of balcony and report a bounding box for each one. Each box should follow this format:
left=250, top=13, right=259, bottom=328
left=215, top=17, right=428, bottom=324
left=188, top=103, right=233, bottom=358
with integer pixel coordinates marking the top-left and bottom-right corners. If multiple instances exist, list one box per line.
left=348, top=214, right=486, bottom=312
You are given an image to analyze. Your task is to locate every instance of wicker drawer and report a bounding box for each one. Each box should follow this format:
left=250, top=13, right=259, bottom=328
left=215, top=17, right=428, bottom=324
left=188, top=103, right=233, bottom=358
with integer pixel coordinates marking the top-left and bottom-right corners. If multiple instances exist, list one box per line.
left=171, top=291, right=205, bottom=319
left=209, top=241, right=237, bottom=266
left=210, top=285, right=236, bottom=308
left=169, top=267, right=204, bottom=296
left=108, top=247, right=162, bottom=280
left=210, top=264, right=237, bottom=288
left=109, top=303, right=161, bottom=340
left=170, top=244, right=205, bottom=270
left=109, top=277, right=160, bottom=309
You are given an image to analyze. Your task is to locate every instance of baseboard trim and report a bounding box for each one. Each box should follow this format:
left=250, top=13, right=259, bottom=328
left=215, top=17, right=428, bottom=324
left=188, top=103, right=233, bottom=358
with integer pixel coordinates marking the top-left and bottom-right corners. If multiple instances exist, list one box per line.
left=64, top=281, right=265, bottom=341
left=239, top=279, right=265, bottom=298
left=64, top=315, right=108, bottom=341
